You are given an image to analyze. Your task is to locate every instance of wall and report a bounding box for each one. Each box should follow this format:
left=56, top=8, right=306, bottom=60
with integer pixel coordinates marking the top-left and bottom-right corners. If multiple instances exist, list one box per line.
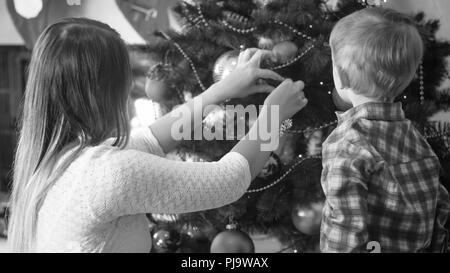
left=0, top=0, right=25, bottom=45
left=0, top=0, right=145, bottom=45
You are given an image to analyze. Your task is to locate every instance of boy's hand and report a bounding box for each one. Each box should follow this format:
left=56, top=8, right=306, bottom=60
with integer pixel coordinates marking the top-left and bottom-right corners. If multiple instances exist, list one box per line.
left=264, top=79, right=308, bottom=122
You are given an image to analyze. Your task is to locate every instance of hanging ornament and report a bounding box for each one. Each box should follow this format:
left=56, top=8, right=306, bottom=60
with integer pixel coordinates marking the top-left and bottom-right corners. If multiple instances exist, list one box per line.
left=152, top=228, right=182, bottom=253
left=13, top=0, right=43, bottom=19
left=145, top=62, right=175, bottom=102
left=257, top=153, right=282, bottom=180
left=213, top=50, right=240, bottom=82
left=291, top=201, right=324, bottom=235
left=258, top=31, right=294, bottom=50
left=332, top=88, right=352, bottom=111
left=203, top=106, right=238, bottom=140
left=210, top=223, right=255, bottom=253
left=272, top=41, right=299, bottom=64
left=144, top=78, right=173, bottom=102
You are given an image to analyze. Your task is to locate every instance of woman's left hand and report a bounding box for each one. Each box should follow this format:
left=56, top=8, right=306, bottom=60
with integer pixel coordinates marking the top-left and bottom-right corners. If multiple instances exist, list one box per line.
left=211, top=48, right=284, bottom=102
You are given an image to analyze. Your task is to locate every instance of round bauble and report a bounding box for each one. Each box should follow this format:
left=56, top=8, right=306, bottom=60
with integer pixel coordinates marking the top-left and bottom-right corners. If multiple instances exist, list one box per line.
left=145, top=78, right=172, bottom=102
left=203, top=106, right=238, bottom=140
left=210, top=228, right=255, bottom=253
left=213, top=50, right=240, bottom=82
left=152, top=228, right=182, bottom=253
left=272, top=41, right=298, bottom=63
left=291, top=201, right=324, bottom=235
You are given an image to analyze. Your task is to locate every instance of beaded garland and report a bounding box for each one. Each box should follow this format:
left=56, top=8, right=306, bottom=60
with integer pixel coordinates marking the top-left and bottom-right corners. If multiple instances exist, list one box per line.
left=161, top=0, right=450, bottom=194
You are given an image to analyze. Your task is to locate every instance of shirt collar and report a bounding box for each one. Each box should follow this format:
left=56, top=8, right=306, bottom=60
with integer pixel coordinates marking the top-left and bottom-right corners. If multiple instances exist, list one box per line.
left=336, top=102, right=405, bottom=124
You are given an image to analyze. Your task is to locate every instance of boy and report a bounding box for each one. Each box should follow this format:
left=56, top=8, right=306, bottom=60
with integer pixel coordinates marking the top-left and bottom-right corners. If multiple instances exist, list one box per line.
left=321, top=7, right=450, bottom=252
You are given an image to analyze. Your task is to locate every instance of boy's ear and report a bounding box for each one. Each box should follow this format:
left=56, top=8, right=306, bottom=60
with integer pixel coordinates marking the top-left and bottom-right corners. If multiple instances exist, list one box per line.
left=336, top=66, right=350, bottom=90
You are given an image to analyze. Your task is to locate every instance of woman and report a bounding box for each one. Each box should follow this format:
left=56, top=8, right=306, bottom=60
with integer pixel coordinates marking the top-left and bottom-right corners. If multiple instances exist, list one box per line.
left=9, top=18, right=307, bottom=252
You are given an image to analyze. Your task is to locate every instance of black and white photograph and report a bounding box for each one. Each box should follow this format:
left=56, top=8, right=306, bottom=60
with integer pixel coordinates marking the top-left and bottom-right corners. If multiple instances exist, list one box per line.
left=0, top=0, right=450, bottom=260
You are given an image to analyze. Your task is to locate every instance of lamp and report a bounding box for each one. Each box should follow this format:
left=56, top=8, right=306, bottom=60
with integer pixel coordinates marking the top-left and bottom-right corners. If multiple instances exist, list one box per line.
left=13, top=0, right=43, bottom=19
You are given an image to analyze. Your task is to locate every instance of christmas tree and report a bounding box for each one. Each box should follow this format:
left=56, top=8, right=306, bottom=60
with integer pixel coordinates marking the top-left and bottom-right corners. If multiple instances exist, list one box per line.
left=143, top=0, right=450, bottom=253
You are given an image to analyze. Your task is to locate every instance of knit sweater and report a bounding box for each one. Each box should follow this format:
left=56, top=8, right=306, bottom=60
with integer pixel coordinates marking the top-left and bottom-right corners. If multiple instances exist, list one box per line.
left=35, top=127, right=251, bottom=252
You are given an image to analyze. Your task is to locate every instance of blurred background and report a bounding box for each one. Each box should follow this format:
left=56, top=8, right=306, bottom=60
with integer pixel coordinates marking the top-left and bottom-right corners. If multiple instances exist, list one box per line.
left=0, top=0, right=449, bottom=252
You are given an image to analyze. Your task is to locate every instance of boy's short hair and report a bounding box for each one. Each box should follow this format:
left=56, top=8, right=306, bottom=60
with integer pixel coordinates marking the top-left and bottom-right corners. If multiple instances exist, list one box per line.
left=330, top=7, right=423, bottom=101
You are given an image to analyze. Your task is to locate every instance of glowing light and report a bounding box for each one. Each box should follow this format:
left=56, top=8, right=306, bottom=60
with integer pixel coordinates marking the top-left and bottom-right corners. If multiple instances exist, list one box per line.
left=14, top=0, right=43, bottom=19
left=132, top=98, right=160, bottom=128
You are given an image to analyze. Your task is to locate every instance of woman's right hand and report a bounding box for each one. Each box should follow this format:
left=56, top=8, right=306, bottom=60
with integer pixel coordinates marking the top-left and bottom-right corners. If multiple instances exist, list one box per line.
left=264, top=79, right=308, bottom=122
left=209, top=48, right=283, bottom=102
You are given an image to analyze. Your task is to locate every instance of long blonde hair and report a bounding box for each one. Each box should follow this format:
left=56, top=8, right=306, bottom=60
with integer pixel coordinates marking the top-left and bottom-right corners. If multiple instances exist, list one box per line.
left=9, top=18, right=132, bottom=252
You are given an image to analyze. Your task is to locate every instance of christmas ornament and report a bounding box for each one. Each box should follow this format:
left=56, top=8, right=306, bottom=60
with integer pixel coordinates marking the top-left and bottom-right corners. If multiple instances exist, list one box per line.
left=272, top=41, right=299, bottom=64
left=258, top=31, right=293, bottom=50
left=145, top=78, right=172, bottom=102
left=332, top=88, right=352, bottom=111
left=257, top=153, right=282, bottom=180
left=291, top=201, right=324, bottom=235
left=152, top=228, right=182, bottom=253
left=203, top=106, right=237, bottom=140
left=213, top=50, right=239, bottom=82
left=210, top=223, right=255, bottom=253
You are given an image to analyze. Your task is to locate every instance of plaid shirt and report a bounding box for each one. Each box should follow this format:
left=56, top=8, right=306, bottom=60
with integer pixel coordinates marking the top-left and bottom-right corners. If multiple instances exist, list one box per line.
left=320, top=102, right=450, bottom=253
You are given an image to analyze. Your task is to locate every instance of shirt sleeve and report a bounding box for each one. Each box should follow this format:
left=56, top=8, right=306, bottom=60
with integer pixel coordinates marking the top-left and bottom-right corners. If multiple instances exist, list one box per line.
left=102, top=127, right=166, bottom=157
left=429, top=183, right=450, bottom=252
left=85, top=149, right=252, bottom=223
left=320, top=142, right=373, bottom=253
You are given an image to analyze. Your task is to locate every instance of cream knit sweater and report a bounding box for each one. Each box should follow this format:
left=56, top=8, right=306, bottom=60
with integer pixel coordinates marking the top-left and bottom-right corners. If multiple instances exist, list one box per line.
left=35, top=127, right=251, bottom=252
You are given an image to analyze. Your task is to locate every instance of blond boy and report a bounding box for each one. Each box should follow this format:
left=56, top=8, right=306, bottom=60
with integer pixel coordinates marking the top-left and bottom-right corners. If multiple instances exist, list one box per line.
left=321, top=7, right=450, bottom=253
